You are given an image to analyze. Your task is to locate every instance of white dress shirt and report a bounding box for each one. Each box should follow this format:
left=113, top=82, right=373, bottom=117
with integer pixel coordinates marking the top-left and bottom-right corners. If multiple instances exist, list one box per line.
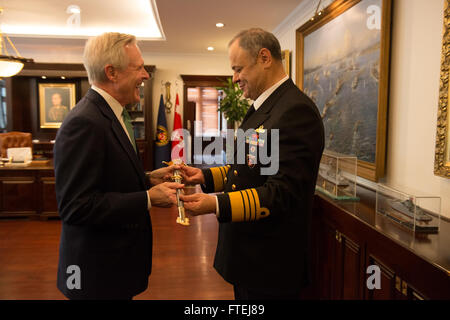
left=253, top=75, right=289, bottom=111
left=91, top=85, right=152, bottom=211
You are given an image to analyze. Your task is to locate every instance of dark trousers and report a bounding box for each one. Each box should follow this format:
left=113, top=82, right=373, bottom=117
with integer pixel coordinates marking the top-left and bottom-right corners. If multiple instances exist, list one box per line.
left=233, top=284, right=301, bottom=300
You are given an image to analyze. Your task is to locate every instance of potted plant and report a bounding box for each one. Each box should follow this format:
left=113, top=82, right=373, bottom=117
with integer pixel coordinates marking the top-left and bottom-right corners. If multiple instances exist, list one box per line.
left=217, top=77, right=251, bottom=130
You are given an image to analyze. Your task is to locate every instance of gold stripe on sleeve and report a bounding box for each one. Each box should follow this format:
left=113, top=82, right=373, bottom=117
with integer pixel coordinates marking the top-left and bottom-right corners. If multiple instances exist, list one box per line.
left=249, top=188, right=259, bottom=220
left=228, top=188, right=270, bottom=222
left=210, top=166, right=229, bottom=192
left=243, top=189, right=253, bottom=221
left=229, top=191, right=245, bottom=222
left=241, top=190, right=250, bottom=222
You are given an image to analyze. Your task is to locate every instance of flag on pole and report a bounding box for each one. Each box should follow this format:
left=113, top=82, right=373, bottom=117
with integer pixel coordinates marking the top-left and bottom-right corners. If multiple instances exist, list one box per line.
left=171, top=93, right=185, bottom=162
left=154, top=94, right=171, bottom=169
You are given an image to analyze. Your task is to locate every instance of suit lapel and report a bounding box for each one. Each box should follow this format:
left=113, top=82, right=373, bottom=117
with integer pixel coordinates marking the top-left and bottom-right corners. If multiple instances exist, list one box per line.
left=234, top=79, right=293, bottom=157
left=86, top=89, right=146, bottom=188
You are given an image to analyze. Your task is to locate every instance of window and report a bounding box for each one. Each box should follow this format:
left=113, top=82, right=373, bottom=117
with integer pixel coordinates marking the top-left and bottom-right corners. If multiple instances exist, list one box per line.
left=188, top=87, right=227, bottom=137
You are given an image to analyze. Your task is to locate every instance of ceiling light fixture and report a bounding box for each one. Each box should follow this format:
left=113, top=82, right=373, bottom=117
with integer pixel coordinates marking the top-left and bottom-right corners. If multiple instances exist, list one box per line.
left=1, top=0, right=165, bottom=40
left=207, top=46, right=214, bottom=51
left=216, top=23, right=224, bottom=28
left=0, top=8, right=33, bottom=77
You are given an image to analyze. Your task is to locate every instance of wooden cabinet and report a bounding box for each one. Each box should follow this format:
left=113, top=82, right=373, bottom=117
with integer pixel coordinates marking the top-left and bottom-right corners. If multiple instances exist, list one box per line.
left=316, top=215, right=364, bottom=299
left=311, top=186, right=450, bottom=300
left=0, top=164, right=57, bottom=218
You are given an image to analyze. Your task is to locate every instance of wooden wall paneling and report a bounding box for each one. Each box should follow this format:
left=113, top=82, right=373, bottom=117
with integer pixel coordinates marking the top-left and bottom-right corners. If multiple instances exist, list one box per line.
left=0, top=177, right=3, bottom=212
left=143, top=67, right=155, bottom=171
left=333, top=226, right=344, bottom=299
left=340, top=234, right=363, bottom=299
left=6, top=77, right=32, bottom=133
left=365, top=227, right=449, bottom=300
left=0, top=177, right=37, bottom=216
left=317, top=219, right=338, bottom=299
left=41, top=177, right=58, bottom=217
left=0, top=167, right=56, bottom=219
left=365, top=255, right=396, bottom=300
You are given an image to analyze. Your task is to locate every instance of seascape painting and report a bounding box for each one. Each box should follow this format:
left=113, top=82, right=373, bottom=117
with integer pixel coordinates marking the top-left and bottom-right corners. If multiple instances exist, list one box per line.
left=302, top=0, right=382, bottom=164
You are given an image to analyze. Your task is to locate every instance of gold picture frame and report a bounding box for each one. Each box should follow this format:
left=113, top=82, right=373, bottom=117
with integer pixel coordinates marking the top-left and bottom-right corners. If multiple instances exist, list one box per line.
left=39, top=83, right=76, bottom=129
left=282, top=50, right=291, bottom=77
left=296, top=0, right=392, bottom=182
left=434, top=0, right=450, bottom=178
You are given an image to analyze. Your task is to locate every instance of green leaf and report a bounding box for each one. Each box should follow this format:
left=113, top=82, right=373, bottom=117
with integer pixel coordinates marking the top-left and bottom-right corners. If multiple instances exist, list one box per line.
left=217, top=77, right=251, bottom=126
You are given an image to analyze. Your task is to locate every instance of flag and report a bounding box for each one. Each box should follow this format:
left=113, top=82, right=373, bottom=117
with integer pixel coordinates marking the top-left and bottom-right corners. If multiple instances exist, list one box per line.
left=171, top=93, right=185, bottom=163
left=154, top=94, right=171, bottom=169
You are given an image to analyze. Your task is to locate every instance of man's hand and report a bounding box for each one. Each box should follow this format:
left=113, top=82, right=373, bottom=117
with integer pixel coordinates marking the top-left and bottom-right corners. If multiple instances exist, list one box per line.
left=180, top=165, right=205, bottom=185
left=148, top=182, right=184, bottom=207
left=180, top=193, right=216, bottom=216
left=148, top=164, right=181, bottom=186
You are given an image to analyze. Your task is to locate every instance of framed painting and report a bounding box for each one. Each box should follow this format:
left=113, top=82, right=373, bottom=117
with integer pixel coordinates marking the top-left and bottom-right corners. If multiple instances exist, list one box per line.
left=296, top=0, right=392, bottom=181
left=282, top=50, right=291, bottom=77
left=38, top=83, right=76, bottom=129
left=435, top=0, right=450, bottom=179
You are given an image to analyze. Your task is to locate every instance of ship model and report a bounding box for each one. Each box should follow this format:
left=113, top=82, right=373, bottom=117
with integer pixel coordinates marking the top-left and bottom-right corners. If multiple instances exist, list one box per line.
left=379, top=198, right=438, bottom=233
left=318, top=163, right=349, bottom=187
left=387, top=199, right=432, bottom=222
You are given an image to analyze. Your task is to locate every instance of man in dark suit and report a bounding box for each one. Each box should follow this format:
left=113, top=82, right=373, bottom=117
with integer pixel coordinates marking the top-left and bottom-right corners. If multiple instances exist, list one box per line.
left=180, top=28, right=324, bottom=299
left=54, top=32, right=183, bottom=300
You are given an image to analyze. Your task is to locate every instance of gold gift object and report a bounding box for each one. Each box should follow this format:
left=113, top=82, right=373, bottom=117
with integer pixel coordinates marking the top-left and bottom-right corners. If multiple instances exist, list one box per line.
left=162, top=160, right=189, bottom=226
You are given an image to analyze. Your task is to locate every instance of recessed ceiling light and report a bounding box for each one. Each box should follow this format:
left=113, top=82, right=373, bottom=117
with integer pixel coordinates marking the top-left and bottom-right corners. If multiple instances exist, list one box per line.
left=41, top=76, right=47, bottom=79
left=207, top=46, right=214, bottom=51
left=216, top=23, right=224, bottom=28
left=61, top=76, right=66, bottom=79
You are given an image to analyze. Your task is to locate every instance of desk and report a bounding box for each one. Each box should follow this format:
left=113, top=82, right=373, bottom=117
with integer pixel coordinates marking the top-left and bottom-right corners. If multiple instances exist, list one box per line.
left=0, top=161, right=57, bottom=219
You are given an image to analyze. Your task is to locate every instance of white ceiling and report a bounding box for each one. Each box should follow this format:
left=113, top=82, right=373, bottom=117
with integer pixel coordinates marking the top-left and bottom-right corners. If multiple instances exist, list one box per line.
left=2, top=0, right=163, bottom=39
left=5, top=0, right=304, bottom=57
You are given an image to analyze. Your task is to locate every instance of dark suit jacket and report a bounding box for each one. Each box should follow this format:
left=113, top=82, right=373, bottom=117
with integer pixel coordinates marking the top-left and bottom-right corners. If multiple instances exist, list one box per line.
left=54, top=89, right=152, bottom=299
left=202, top=79, right=324, bottom=290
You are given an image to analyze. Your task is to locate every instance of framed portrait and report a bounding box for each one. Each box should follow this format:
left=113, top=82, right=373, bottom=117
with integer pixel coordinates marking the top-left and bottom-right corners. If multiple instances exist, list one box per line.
left=38, top=83, right=76, bottom=129
left=296, top=0, right=392, bottom=182
left=435, top=0, right=450, bottom=179
left=282, top=50, right=291, bottom=77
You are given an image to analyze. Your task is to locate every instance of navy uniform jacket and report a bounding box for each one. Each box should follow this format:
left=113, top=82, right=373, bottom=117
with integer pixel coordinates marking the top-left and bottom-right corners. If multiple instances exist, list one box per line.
left=202, top=79, right=324, bottom=289
left=54, top=89, right=152, bottom=299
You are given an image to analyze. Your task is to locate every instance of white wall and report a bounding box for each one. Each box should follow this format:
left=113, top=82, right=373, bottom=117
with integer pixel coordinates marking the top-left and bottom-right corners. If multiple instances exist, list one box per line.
left=273, top=0, right=450, bottom=219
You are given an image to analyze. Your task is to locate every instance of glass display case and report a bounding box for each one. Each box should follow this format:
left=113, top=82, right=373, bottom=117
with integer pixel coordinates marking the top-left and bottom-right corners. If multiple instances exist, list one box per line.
left=315, top=151, right=358, bottom=201
left=376, top=184, right=441, bottom=233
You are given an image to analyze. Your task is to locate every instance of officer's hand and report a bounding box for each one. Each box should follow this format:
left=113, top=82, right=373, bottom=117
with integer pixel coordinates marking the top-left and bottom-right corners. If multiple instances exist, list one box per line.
left=180, top=165, right=205, bottom=185
left=148, top=182, right=184, bottom=208
left=148, top=165, right=182, bottom=186
left=180, top=193, right=216, bottom=216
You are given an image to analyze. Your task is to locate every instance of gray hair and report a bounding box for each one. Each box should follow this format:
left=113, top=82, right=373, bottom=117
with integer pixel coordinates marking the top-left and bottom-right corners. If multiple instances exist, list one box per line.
left=229, top=28, right=282, bottom=61
left=83, top=32, right=136, bottom=84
